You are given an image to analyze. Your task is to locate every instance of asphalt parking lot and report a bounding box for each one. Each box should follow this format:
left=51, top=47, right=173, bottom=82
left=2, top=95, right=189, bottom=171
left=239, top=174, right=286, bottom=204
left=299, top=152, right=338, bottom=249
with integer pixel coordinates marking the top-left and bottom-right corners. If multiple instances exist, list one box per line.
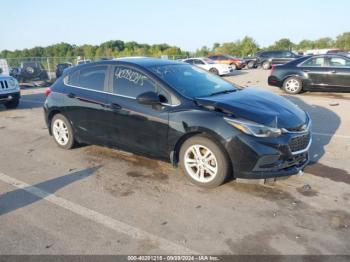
left=0, top=69, right=349, bottom=255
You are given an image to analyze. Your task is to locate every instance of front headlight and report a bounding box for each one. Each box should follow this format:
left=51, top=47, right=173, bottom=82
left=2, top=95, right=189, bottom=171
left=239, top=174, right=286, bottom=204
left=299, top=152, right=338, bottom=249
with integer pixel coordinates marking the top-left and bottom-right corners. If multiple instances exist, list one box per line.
left=8, top=78, right=18, bottom=88
left=224, top=117, right=282, bottom=137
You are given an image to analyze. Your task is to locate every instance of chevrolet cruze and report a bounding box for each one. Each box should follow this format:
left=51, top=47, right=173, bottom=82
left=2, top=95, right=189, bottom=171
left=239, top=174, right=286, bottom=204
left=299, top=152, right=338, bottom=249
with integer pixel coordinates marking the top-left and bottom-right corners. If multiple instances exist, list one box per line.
left=44, top=58, right=312, bottom=188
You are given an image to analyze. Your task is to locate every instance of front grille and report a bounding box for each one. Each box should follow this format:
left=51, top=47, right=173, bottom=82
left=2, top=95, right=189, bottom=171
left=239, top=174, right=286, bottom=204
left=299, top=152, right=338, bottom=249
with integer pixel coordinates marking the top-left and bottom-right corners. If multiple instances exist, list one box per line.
left=0, top=80, right=9, bottom=89
left=286, top=125, right=305, bottom=132
left=289, top=133, right=311, bottom=153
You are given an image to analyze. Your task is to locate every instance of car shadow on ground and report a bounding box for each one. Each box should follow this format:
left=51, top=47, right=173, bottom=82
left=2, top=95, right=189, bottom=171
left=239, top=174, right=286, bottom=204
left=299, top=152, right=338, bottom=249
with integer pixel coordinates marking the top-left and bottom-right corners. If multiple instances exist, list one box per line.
left=223, top=70, right=248, bottom=77
left=284, top=96, right=350, bottom=183
left=0, top=166, right=101, bottom=216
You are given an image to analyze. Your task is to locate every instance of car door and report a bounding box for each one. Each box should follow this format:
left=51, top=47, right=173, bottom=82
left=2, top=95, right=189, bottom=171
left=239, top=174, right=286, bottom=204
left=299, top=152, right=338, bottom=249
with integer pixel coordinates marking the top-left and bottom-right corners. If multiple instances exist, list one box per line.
left=104, top=65, right=172, bottom=158
left=271, top=51, right=283, bottom=65
left=298, top=56, right=329, bottom=88
left=326, top=56, right=350, bottom=89
left=63, top=65, right=110, bottom=145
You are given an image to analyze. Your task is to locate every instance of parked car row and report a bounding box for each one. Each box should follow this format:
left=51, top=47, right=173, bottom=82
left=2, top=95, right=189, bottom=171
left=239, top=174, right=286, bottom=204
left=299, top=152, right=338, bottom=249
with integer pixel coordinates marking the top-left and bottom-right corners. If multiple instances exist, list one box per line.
left=269, top=54, right=350, bottom=94
left=181, top=50, right=304, bottom=75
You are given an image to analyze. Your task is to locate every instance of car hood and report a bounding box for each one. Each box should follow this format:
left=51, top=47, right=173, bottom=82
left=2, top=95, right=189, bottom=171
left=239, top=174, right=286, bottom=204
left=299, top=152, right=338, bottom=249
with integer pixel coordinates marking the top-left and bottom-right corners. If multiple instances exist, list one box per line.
left=0, top=75, right=12, bottom=80
left=195, top=87, right=307, bottom=129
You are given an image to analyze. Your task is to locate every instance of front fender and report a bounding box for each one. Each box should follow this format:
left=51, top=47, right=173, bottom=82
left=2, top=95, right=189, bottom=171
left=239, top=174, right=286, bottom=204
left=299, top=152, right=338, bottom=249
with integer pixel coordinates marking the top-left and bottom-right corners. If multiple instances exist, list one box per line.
left=167, top=109, right=238, bottom=164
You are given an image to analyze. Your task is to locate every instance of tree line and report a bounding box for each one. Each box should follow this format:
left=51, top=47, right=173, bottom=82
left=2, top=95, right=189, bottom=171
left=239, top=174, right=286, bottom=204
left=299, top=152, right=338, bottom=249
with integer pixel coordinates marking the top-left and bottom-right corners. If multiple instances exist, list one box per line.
left=1, top=32, right=349, bottom=59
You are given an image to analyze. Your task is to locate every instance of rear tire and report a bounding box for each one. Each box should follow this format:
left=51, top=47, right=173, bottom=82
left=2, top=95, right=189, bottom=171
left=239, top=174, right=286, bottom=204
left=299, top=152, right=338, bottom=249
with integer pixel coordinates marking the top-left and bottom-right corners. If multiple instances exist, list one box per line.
left=51, top=114, right=75, bottom=149
left=179, top=135, right=231, bottom=188
left=247, top=61, right=255, bottom=69
left=4, top=98, right=19, bottom=109
left=209, top=68, right=219, bottom=76
left=283, top=77, right=303, bottom=94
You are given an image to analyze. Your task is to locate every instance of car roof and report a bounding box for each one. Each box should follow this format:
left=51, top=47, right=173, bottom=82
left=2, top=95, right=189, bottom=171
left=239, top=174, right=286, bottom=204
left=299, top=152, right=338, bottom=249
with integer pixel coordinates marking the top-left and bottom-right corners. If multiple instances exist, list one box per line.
left=115, top=57, right=185, bottom=67
left=183, top=57, right=206, bottom=60
left=308, top=54, right=349, bottom=58
left=62, top=57, right=186, bottom=77
left=77, top=57, right=184, bottom=68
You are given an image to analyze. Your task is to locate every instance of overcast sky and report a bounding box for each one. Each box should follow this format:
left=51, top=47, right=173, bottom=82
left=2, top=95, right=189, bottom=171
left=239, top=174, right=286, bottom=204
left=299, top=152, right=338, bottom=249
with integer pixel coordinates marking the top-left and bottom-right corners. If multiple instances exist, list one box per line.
left=2, top=0, right=349, bottom=51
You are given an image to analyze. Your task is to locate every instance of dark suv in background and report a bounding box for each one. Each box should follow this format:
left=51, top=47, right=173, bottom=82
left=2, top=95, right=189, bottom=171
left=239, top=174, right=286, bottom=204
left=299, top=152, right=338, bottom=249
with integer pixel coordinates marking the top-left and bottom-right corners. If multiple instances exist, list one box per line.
left=256, top=50, right=302, bottom=70
left=10, top=62, right=49, bottom=82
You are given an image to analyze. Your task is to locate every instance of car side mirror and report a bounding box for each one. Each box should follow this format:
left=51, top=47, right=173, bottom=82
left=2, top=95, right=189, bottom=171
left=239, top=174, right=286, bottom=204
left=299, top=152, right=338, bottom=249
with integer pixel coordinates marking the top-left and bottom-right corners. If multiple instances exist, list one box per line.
left=0, top=68, right=3, bottom=74
left=137, top=91, right=161, bottom=105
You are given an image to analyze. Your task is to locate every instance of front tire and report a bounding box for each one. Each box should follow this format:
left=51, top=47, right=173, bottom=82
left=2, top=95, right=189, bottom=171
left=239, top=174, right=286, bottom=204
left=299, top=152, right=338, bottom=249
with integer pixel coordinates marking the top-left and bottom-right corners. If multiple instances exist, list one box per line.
left=283, top=77, right=303, bottom=94
left=179, top=135, right=231, bottom=188
left=4, top=98, right=19, bottom=109
left=51, top=114, right=75, bottom=149
left=209, top=68, right=219, bottom=76
left=230, top=63, right=237, bottom=70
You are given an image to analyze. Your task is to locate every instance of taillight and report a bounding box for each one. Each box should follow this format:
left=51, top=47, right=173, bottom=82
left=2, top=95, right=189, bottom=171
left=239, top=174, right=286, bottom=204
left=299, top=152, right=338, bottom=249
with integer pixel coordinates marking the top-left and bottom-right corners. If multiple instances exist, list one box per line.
left=45, top=87, right=52, bottom=97
left=270, top=65, right=275, bottom=75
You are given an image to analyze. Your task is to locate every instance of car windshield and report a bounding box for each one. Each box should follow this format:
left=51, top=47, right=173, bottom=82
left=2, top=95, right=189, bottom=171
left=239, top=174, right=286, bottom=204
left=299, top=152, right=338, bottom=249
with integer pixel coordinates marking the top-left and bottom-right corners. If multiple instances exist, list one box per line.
left=150, top=64, right=236, bottom=98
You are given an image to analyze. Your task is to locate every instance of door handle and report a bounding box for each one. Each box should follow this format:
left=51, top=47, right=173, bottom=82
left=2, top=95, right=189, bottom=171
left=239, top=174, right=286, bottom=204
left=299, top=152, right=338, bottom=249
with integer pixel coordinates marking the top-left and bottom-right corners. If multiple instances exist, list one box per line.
left=330, top=70, right=337, bottom=74
left=302, top=69, right=310, bottom=73
left=108, top=103, right=122, bottom=110
left=67, top=93, right=76, bottom=99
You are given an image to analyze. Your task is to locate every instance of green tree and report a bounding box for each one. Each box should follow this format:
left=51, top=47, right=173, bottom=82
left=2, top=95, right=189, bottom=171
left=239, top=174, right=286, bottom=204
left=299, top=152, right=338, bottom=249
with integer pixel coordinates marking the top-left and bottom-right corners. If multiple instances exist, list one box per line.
left=296, top=39, right=315, bottom=51
left=238, top=36, right=259, bottom=56
left=269, top=38, right=295, bottom=51
left=335, top=32, right=350, bottom=50
left=215, top=42, right=240, bottom=56
left=195, top=46, right=210, bottom=56
left=314, top=37, right=334, bottom=49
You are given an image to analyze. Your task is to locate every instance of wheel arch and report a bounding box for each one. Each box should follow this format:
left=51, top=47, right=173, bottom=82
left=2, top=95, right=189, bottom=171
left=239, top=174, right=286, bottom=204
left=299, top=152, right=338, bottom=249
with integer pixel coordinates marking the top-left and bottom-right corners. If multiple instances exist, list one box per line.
left=47, top=109, right=64, bottom=135
left=209, top=67, right=219, bottom=73
left=170, top=128, right=230, bottom=167
left=282, top=74, right=306, bottom=88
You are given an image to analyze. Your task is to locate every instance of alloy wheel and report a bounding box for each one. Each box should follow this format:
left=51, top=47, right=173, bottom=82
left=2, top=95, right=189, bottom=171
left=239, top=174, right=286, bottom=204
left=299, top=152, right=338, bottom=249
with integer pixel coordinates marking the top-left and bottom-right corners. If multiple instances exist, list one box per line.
left=285, top=78, right=300, bottom=93
left=52, top=119, right=69, bottom=146
left=184, top=144, right=218, bottom=183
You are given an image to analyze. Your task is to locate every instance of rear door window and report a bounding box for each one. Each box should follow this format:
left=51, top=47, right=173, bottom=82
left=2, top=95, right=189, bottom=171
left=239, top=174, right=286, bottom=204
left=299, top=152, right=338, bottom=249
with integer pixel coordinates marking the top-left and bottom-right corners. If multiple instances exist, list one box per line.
left=282, top=51, right=293, bottom=58
left=185, top=59, right=194, bottom=65
left=66, top=66, right=108, bottom=91
left=113, top=66, right=156, bottom=98
left=194, top=59, right=205, bottom=65
left=300, top=57, right=326, bottom=67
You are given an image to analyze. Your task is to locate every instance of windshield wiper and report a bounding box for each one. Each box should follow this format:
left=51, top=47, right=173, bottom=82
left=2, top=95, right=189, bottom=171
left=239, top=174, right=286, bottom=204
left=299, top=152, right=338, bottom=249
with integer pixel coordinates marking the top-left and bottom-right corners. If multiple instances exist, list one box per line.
left=208, top=89, right=237, bottom=96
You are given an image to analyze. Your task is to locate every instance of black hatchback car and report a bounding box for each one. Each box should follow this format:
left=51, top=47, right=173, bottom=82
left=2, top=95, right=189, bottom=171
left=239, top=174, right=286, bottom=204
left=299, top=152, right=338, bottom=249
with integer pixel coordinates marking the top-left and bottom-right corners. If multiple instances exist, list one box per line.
left=44, top=58, right=311, bottom=187
left=268, top=54, right=350, bottom=94
left=256, top=50, right=302, bottom=70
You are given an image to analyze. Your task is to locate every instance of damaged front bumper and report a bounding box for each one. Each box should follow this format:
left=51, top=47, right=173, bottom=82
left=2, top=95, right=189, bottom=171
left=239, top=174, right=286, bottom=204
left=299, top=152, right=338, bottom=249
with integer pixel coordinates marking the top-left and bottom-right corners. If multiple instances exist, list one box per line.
left=225, top=131, right=312, bottom=179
